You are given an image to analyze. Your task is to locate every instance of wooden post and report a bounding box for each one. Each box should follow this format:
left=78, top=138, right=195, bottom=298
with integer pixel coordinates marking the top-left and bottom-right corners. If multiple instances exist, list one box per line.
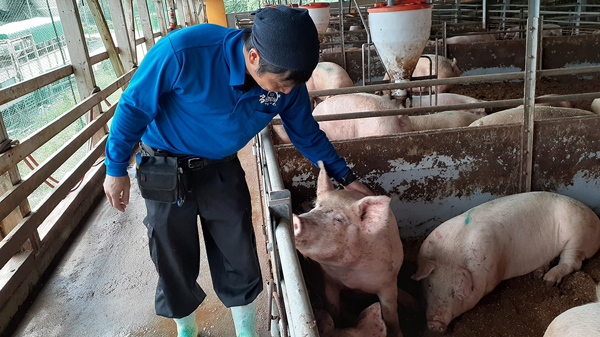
left=197, top=0, right=207, bottom=24
left=182, top=0, right=193, bottom=26
left=85, top=0, right=125, bottom=77
left=176, top=0, right=187, bottom=27
left=0, top=109, right=31, bottom=244
left=188, top=0, right=197, bottom=25
left=137, top=0, right=156, bottom=50
left=154, top=0, right=170, bottom=36
left=107, top=0, right=135, bottom=71
left=123, top=0, right=137, bottom=62
left=55, top=0, right=106, bottom=147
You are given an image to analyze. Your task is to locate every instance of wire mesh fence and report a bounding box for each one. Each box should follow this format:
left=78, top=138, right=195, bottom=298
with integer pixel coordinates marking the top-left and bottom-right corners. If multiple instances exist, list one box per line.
left=0, top=0, right=133, bottom=209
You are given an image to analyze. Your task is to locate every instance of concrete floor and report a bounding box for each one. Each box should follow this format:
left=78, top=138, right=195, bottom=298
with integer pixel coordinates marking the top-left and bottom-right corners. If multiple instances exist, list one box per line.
left=8, top=142, right=272, bottom=337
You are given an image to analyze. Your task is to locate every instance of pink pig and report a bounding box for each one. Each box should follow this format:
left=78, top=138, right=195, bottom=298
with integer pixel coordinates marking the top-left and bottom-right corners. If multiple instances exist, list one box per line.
left=293, top=161, right=404, bottom=337
left=412, top=192, right=600, bottom=333
left=315, top=302, right=387, bottom=337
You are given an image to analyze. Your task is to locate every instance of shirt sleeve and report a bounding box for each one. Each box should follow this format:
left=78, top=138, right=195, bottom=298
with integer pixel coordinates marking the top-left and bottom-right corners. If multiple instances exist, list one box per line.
left=104, top=37, right=182, bottom=177
left=279, top=85, right=350, bottom=182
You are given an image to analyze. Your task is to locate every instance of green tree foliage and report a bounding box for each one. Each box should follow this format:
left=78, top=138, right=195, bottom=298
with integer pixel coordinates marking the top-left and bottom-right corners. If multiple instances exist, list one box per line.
left=224, top=0, right=264, bottom=14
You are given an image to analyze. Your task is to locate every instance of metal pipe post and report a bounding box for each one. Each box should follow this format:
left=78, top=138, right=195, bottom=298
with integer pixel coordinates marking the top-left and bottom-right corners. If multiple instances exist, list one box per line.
left=259, top=128, right=285, bottom=192
left=483, top=0, right=488, bottom=29
left=275, top=218, right=319, bottom=337
left=339, top=0, right=346, bottom=70
left=521, top=4, right=540, bottom=192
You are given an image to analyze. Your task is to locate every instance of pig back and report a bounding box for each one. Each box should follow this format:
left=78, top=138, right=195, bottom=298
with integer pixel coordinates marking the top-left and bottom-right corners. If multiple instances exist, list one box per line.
left=544, top=302, right=600, bottom=337
left=469, top=106, right=594, bottom=126
left=421, top=192, right=600, bottom=285
left=313, top=93, right=412, bottom=140
left=591, top=98, right=600, bottom=114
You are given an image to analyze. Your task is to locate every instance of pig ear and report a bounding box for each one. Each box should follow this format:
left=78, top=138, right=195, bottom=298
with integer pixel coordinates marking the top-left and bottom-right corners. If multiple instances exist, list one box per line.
left=316, top=161, right=334, bottom=195
left=292, top=214, right=302, bottom=237
left=353, top=196, right=392, bottom=231
left=454, top=268, right=474, bottom=301
left=412, top=259, right=435, bottom=281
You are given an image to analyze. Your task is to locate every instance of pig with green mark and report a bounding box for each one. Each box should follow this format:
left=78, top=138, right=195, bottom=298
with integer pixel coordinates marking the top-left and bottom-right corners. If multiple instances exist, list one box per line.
left=413, top=191, right=600, bottom=333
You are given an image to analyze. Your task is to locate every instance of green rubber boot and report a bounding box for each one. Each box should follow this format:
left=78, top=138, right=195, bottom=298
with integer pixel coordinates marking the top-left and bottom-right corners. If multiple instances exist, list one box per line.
left=173, top=311, right=199, bottom=337
left=231, top=301, right=259, bottom=337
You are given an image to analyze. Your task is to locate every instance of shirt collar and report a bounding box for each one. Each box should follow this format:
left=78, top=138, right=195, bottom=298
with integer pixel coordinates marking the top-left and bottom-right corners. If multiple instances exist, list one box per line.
left=224, top=30, right=247, bottom=88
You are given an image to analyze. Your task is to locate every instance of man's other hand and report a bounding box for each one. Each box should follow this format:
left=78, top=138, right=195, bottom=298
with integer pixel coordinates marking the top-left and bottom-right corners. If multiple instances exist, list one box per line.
left=104, top=175, right=131, bottom=212
left=344, top=180, right=374, bottom=196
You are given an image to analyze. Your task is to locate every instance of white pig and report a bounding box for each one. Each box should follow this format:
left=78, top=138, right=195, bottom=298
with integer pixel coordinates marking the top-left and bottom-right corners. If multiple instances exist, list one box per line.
left=306, top=62, right=354, bottom=108
left=408, top=111, right=484, bottom=131
left=542, top=24, right=563, bottom=37
left=408, top=93, right=486, bottom=115
left=469, top=105, right=595, bottom=126
left=428, top=34, right=496, bottom=45
left=271, top=93, right=413, bottom=144
left=315, top=302, right=388, bottom=337
left=313, top=93, right=413, bottom=141
left=293, top=161, right=404, bottom=337
left=382, top=56, right=461, bottom=94
left=591, top=98, right=600, bottom=114
left=412, top=192, right=600, bottom=333
left=412, top=55, right=461, bottom=93
left=544, top=285, right=600, bottom=337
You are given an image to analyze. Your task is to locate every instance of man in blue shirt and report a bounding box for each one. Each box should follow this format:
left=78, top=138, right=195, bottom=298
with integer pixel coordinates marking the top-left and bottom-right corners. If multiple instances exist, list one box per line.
left=103, top=5, right=372, bottom=337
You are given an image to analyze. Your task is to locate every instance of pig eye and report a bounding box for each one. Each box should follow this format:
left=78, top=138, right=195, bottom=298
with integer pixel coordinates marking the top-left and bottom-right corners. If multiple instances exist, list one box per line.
left=334, top=217, right=343, bottom=223
left=451, top=290, right=456, bottom=298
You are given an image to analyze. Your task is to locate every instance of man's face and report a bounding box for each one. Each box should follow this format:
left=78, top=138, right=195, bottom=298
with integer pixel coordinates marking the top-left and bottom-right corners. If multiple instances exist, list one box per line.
left=252, top=71, right=295, bottom=94
left=245, top=48, right=297, bottom=94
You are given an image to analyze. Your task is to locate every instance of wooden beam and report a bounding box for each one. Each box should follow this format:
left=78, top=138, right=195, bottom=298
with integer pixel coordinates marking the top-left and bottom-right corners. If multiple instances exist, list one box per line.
left=154, top=0, right=169, bottom=36
left=85, top=0, right=125, bottom=77
left=0, top=104, right=116, bottom=245
left=0, top=173, right=23, bottom=238
left=0, top=102, right=30, bottom=250
left=0, top=126, right=111, bottom=271
left=137, top=0, right=156, bottom=51
left=0, top=69, right=135, bottom=177
left=0, top=65, right=73, bottom=106
left=89, top=51, right=109, bottom=66
left=55, top=0, right=106, bottom=147
left=123, top=0, right=137, bottom=62
left=0, top=150, right=106, bottom=335
left=108, top=0, right=136, bottom=71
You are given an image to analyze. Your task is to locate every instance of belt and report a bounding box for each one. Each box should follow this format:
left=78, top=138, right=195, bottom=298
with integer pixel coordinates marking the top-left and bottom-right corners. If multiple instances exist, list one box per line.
left=183, top=154, right=237, bottom=171
left=140, top=142, right=237, bottom=171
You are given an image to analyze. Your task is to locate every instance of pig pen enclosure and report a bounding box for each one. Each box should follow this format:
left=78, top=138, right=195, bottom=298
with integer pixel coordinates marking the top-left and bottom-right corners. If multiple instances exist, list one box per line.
left=254, top=1, right=600, bottom=337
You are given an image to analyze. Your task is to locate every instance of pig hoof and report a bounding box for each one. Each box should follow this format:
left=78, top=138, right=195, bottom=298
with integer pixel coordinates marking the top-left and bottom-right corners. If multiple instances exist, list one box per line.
left=543, top=272, right=562, bottom=286
left=533, top=265, right=549, bottom=279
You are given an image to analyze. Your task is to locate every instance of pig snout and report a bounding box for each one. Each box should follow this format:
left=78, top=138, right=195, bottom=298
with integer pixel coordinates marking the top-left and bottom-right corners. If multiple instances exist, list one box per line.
left=428, top=319, right=449, bottom=333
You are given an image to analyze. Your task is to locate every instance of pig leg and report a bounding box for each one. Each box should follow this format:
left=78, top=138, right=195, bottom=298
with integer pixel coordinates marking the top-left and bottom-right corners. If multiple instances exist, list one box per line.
left=543, top=249, right=586, bottom=285
left=397, top=287, right=421, bottom=311
left=378, top=285, right=402, bottom=337
left=324, top=281, right=342, bottom=322
left=533, top=262, right=550, bottom=278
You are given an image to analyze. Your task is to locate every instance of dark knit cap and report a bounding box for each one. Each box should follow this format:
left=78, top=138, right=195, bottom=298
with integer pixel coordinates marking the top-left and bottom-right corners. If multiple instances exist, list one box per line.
left=251, top=6, right=320, bottom=72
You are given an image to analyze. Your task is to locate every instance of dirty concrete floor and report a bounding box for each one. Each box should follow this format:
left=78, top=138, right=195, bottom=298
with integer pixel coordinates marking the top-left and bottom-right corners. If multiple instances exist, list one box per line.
left=8, top=142, right=272, bottom=337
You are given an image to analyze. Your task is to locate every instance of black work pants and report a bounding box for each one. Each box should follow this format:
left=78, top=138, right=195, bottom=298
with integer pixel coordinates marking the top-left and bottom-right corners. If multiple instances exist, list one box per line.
left=142, top=156, right=263, bottom=319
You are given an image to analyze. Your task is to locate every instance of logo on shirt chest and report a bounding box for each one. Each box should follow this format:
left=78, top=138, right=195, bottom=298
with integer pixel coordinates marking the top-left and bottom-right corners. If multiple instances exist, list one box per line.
left=259, top=91, right=281, bottom=106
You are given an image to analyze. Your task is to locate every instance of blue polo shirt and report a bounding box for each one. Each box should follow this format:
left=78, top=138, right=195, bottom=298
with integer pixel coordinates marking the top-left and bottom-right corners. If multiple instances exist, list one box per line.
left=105, top=24, right=349, bottom=181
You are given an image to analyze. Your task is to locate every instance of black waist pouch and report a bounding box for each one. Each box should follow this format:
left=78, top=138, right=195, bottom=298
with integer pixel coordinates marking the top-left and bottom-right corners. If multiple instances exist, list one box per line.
left=136, top=155, right=181, bottom=204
